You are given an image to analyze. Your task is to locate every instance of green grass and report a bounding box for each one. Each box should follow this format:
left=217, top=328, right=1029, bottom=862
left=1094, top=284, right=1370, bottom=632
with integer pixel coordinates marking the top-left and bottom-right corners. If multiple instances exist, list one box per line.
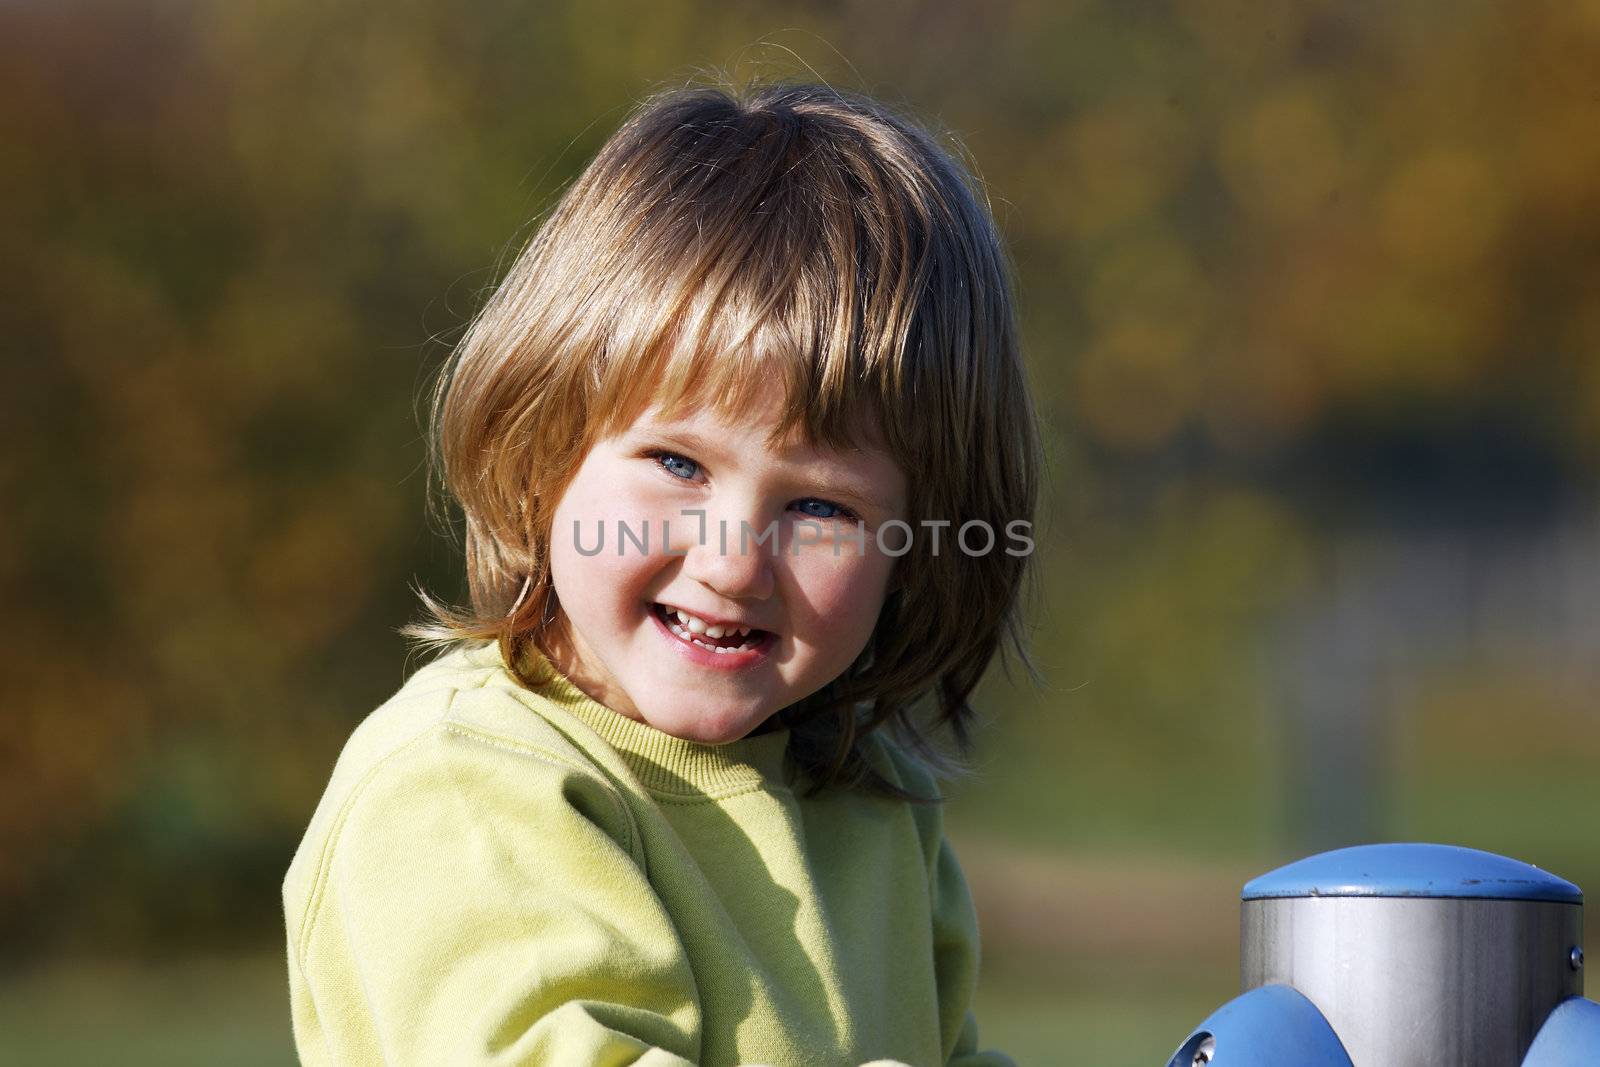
left=975, top=969, right=1227, bottom=1066
left=0, top=954, right=297, bottom=1067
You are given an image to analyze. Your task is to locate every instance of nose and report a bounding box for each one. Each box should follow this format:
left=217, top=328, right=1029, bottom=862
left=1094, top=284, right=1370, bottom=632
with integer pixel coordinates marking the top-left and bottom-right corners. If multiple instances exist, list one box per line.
left=671, top=506, right=776, bottom=602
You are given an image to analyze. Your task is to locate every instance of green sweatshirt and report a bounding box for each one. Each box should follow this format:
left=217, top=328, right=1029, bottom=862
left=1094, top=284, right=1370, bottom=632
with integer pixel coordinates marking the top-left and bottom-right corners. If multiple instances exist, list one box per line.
left=283, top=639, right=1015, bottom=1066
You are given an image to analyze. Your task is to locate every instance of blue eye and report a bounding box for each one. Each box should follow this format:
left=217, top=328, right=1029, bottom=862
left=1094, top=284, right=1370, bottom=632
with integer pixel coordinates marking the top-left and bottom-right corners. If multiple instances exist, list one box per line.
left=653, top=451, right=699, bottom=480
left=794, top=499, right=858, bottom=522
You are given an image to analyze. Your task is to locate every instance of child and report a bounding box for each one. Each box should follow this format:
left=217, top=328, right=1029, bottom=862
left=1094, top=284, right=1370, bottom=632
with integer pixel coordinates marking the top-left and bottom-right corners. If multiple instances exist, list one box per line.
left=283, top=78, right=1041, bottom=1066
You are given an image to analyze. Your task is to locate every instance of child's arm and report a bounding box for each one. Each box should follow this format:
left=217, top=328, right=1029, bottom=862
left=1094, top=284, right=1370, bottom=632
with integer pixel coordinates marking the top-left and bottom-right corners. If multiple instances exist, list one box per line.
left=877, top=737, right=1017, bottom=1067
left=928, top=828, right=1019, bottom=1067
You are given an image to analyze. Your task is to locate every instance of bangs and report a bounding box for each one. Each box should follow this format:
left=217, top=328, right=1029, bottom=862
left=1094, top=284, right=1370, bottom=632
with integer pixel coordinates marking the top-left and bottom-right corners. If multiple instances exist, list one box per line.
left=594, top=282, right=891, bottom=462
left=575, top=90, right=927, bottom=462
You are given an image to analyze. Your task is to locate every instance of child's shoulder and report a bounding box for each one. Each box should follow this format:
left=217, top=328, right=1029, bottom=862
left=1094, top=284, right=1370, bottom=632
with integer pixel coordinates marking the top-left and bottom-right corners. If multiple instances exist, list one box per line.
left=850, top=730, right=960, bottom=864
left=320, top=640, right=595, bottom=789
left=283, top=641, right=641, bottom=959
left=287, top=642, right=626, bottom=885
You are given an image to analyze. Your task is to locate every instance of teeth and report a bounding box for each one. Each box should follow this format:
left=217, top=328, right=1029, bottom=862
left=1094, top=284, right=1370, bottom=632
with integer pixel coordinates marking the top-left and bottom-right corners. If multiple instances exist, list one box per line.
left=660, top=605, right=763, bottom=653
left=665, top=605, right=747, bottom=638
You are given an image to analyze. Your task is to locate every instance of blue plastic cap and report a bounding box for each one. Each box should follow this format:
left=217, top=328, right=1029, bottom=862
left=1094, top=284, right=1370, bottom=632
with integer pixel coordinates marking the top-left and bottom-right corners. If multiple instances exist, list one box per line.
left=1242, top=843, right=1581, bottom=903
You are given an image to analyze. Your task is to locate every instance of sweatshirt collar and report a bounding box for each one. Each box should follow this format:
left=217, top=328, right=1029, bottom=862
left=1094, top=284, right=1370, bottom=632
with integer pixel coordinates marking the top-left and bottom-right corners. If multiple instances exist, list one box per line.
left=504, top=638, right=794, bottom=797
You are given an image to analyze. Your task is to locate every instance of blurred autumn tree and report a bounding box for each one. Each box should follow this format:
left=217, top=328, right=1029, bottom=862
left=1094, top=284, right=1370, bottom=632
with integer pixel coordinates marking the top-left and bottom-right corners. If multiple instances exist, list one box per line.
left=3, top=0, right=1597, bottom=957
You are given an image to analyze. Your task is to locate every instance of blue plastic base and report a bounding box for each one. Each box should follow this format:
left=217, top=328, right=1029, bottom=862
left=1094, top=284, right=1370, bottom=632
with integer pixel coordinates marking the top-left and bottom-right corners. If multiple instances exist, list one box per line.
left=1521, top=997, right=1600, bottom=1066
left=1165, top=984, right=1353, bottom=1067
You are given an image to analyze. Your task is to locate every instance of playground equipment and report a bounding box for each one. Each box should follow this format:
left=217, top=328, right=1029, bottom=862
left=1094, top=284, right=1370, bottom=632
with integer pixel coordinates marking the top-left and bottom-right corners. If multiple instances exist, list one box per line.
left=1166, top=843, right=1600, bottom=1066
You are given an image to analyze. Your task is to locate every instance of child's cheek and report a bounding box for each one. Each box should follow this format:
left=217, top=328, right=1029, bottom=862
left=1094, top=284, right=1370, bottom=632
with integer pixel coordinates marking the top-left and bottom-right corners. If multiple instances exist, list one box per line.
left=784, top=543, right=894, bottom=632
left=556, top=471, right=673, bottom=543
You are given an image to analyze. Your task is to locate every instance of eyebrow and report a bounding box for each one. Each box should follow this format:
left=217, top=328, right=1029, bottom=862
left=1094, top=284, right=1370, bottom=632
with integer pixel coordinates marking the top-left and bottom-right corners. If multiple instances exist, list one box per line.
left=639, top=427, right=898, bottom=514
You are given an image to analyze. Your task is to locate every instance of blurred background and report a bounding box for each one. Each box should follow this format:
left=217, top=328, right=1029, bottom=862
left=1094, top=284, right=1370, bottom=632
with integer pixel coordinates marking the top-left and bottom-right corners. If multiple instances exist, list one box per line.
left=4, top=0, right=1599, bottom=1062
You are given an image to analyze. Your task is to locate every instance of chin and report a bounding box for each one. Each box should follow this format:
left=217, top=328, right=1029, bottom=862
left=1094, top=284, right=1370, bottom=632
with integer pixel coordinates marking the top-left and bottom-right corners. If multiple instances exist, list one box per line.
left=652, top=709, right=761, bottom=746
left=685, top=723, right=748, bottom=746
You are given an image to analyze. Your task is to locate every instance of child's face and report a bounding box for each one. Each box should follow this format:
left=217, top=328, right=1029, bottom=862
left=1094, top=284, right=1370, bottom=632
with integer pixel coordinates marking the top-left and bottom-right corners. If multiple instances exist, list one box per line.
left=541, top=379, right=907, bottom=745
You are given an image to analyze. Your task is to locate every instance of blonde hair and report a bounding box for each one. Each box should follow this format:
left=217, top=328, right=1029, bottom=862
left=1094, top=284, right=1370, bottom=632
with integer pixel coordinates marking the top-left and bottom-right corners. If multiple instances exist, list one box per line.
left=403, top=78, right=1043, bottom=802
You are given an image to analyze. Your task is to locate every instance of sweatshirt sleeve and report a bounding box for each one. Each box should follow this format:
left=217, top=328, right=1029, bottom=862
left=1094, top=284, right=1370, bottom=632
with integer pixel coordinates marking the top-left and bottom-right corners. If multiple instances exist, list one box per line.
left=874, top=733, right=1016, bottom=1067
left=930, top=830, right=1018, bottom=1067
left=286, top=722, right=712, bottom=1066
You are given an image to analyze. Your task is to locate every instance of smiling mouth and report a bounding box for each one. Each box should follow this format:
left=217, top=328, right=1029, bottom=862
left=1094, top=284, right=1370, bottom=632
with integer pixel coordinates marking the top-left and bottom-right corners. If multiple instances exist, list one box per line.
left=651, top=602, right=772, bottom=654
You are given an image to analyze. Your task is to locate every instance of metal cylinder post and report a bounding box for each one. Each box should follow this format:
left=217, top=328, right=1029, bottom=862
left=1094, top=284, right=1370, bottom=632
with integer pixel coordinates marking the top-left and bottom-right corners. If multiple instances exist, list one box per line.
left=1239, top=844, right=1583, bottom=1067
